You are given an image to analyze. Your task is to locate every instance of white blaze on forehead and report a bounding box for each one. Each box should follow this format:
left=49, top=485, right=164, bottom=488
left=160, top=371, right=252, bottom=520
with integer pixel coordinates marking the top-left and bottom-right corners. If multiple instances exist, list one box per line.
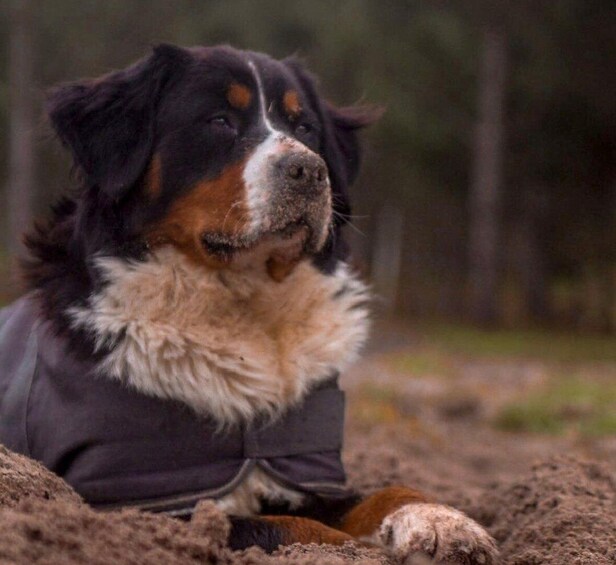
left=243, top=60, right=311, bottom=233
left=248, top=59, right=277, bottom=134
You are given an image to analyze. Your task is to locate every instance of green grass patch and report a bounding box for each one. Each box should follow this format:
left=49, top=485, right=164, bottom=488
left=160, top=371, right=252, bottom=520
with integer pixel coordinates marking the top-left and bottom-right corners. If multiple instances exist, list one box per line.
left=494, top=376, right=616, bottom=437
left=387, top=348, right=453, bottom=377
left=418, top=323, right=616, bottom=363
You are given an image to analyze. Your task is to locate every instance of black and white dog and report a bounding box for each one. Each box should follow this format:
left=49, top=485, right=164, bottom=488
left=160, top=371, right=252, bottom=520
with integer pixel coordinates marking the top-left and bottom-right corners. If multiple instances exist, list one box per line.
left=0, top=44, right=496, bottom=563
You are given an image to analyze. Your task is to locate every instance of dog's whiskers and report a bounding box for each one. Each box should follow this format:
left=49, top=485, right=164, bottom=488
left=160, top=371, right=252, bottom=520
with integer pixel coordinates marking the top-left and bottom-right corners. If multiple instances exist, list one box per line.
left=333, top=210, right=366, bottom=237
left=222, top=199, right=245, bottom=232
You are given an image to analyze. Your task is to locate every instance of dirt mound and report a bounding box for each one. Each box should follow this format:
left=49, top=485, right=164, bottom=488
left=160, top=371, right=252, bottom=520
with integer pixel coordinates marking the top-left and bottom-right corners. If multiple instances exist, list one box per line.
left=0, top=445, right=81, bottom=509
left=477, top=457, right=616, bottom=565
left=0, top=445, right=387, bottom=564
left=0, top=499, right=226, bottom=565
left=0, top=443, right=614, bottom=564
left=345, top=428, right=616, bottom=564
left=0, top=496, right=387, bottom=565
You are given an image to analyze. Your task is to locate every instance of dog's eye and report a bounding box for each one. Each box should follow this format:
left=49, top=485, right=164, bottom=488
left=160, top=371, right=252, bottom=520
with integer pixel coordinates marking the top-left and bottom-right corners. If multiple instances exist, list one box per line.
left=208, top=115, right=235, bottom=130
left=295, top=123, right=312, bottom=136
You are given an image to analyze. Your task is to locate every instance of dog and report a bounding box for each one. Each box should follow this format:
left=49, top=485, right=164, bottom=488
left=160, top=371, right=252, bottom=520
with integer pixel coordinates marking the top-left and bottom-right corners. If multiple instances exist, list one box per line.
left=0, top=44, right=497, bottom=563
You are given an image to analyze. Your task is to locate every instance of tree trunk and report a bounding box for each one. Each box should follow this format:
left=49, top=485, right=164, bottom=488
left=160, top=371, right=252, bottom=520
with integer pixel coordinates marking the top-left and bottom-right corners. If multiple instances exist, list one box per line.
left=468, top=27, right=507, bottom=324
left=7, top=0, right=36, bottom=259
left=600, top=177, right=616, bottom=332
left=517, top=186, right=549, bottom=322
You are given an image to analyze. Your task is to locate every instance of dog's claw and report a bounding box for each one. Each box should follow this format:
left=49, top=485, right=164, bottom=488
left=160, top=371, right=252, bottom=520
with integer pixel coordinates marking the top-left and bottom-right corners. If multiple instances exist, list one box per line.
left=377, top=503, right=498, bottom=565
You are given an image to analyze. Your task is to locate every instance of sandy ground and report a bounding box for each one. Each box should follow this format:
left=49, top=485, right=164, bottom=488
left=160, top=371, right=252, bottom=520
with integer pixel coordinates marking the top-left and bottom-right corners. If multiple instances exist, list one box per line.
left=0, top=322, right=615, bottom=564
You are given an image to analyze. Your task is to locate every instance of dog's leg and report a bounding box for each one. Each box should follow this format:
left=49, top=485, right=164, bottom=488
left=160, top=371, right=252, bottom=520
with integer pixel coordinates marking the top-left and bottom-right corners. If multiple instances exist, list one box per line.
left=228, top=488, right=497, bottom=562
left=338, top=486, right=498, bottom=564
left=228, top=515, right=354, bottom=552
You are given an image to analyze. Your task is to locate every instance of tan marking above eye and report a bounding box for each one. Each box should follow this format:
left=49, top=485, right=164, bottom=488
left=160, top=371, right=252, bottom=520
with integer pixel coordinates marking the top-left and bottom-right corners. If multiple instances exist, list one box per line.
left=227, top=82, right=252, bottom=109
left=283, top=90, right=301, bottom=118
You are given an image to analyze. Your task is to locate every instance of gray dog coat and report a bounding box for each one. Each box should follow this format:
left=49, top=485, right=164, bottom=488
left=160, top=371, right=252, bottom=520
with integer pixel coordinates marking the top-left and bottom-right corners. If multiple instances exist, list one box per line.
left=0, top=295, right=348, bottom=515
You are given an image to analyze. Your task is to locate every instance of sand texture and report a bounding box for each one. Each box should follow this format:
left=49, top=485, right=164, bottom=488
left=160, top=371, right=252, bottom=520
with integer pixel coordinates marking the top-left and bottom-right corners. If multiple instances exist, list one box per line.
left=0, top=435, right=614, bottom=565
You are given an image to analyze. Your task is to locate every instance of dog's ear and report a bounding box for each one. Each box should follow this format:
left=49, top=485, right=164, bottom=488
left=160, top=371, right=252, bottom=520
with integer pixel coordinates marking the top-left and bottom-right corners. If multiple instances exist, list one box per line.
left=46, top=44, right=190, bottom=201
left=322, top=103, right=382, bottom=213
left=284, top=58, right=382, bottom=269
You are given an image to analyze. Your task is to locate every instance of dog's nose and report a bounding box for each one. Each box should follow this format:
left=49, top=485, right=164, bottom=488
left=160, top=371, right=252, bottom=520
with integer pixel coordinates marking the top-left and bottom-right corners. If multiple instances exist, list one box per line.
left=277, top=151, right=328, bottom=195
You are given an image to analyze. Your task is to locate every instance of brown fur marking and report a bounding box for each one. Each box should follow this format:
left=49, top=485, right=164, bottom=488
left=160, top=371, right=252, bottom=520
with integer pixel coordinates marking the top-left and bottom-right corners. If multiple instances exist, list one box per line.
left=227, top=82, right=252, bottom=109
left=146, top=160, right=249, bottom=266
left=340, top=486, right=429, bottom=538
left=283, top=90, right=301, bottom=118
left=262, top=516, right=355, bottom=546
left=144, top=155, right=162, bottom=199
left=266, top=257, right=300, bottom=282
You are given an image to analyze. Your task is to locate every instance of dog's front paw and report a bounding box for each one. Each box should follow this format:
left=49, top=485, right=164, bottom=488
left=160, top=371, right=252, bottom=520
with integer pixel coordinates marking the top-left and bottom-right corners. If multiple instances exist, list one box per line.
left=377, top=503, right=498, bottom=564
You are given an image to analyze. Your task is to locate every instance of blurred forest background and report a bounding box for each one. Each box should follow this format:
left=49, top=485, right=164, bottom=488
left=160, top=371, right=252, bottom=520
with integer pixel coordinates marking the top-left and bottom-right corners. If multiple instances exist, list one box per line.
left=1, top=0, right=615, bottom=332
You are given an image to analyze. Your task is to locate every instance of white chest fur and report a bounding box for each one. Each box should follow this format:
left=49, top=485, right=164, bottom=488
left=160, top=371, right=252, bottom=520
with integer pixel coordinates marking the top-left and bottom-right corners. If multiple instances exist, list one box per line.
left=215, top=467, right=305, bottom=516
left=70, top=246, right=369, bottom=425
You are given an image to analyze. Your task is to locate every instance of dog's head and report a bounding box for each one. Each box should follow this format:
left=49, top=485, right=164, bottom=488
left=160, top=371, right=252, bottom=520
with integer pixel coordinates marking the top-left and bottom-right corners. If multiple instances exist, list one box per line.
left=47, top=44, right=379, bottom=280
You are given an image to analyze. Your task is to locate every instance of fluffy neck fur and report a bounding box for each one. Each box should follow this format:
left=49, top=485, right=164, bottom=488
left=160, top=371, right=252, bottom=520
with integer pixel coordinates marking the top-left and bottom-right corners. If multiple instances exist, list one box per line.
left=69, top=246, right=369, bottom=424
